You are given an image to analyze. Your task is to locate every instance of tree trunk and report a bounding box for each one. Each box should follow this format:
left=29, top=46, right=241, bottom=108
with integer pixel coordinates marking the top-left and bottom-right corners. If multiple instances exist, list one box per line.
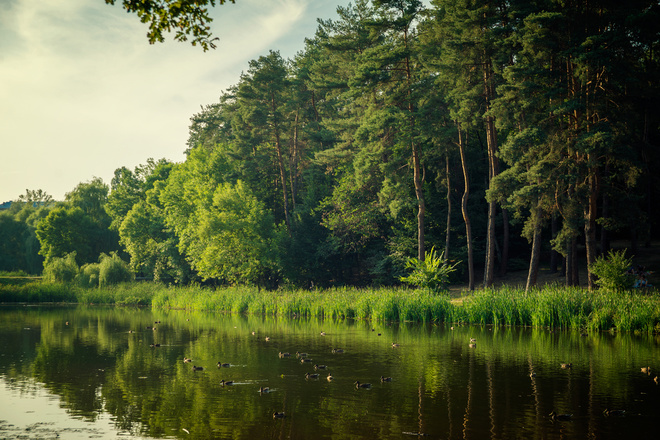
left=600, top=195, right=609, bottom=255
left=403, top=25, right=425, bottom=261
left=550, top=213, right=559, bottom=273
left=457, top=123, right=474, bottom=291
left=444, top=153, right=452, bottom=261
left=483, top=59, right=499, bottom=287
left=413, top=141, right=425, bottom=261
left=584, top=168, right=599, bottom=290
left=289, top=110, right=299, bottom=210
left=500, top=208, right=509, bottom=276
left=526, top=206, right=543, bottom=292
left=271, top=94, right=291, bottom=235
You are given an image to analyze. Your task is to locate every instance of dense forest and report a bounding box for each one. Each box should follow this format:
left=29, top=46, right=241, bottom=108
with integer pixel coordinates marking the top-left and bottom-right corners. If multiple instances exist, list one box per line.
left=2, top=0, right=659, bottom=291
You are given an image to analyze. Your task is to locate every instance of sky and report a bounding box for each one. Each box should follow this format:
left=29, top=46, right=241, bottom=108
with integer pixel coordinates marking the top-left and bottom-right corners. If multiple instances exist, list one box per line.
left=0, top=0, right=352, bottom=203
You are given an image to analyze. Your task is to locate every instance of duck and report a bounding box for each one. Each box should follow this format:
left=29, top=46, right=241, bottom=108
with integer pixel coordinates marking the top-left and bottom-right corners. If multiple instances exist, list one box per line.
left=549, top=411, right=573, bottom=421
left=279, top=352, right=291, bottom=358
left=192, top=365, right=204, bottom=371
left=306, top=373, right=320, bottom=379
left=217, top=362, right=230, bottom=368
left=641, top=366, right=651, bottom=374
left=221, top=380, right=234, bottom=386
left=391, top=343, right=400, bottom=348
left=150, top=343, right=161, bottom=348
left=355, top=381, right=372, bottom=389
left=259, top=386, right=270, bottom=393
left=296, top=352, right=308, bottom=358
left=183, top=357, right=192, bottom=363
left=265, top=336, right=270, bottom=341
left=314, top=364, right=327, bottom=370
left=320, top=331, right=326, bottom=336
left=470, top=338, right=477, bottom=343
left=327, top=374, right=334, bottom=381
left=273, top=412, right=285, bottom=418
left=380, top=376, right=392, bottom=382
left=468, top=343, right=477, bottom=348
left=332, top=348, right=344, bottom=354
left=560, top=363, right=572, bottom=369
left=300, top=358, right=313, bottom=364
left=603, top=408, right=626, bottom=417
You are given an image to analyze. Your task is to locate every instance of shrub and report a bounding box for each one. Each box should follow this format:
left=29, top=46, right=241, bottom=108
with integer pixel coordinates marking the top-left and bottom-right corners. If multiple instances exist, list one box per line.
left=42, top=253, right=79, bottom=283
left=399, top=247, right=460, bottom=294
left=589, top=249, right=635, bottom=292
left=77, top=263, right=100, bottom=288
left=98, top=252, right=133, bottom=287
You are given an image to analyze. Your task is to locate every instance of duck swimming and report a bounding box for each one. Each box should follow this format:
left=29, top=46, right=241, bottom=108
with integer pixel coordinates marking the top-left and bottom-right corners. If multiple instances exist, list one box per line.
left=549, top=411, right=572, bottom=421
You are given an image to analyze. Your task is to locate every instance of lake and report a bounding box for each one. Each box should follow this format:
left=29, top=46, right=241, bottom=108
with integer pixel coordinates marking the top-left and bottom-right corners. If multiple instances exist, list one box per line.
left=1, top=304, right=659, bottom=439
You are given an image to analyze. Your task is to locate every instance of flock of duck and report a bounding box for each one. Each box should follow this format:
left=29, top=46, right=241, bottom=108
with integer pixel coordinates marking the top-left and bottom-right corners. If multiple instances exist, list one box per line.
left=178, top=330, right=398, bottom=419
left=148, top=324, right=652, bottom=422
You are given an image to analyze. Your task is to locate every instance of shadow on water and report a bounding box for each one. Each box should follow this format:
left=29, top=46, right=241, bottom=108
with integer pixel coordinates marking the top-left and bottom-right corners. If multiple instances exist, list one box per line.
left=1, top=305, right=659, bottom=439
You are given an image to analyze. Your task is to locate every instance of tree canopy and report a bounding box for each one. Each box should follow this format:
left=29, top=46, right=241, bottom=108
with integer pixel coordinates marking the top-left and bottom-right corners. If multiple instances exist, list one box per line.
left=3, top=0, right=658, bottom=290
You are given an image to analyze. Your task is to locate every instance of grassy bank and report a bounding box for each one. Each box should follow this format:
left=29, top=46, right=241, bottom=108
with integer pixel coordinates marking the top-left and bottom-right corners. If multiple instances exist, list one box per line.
left=2, top=280, right=659, bottom=333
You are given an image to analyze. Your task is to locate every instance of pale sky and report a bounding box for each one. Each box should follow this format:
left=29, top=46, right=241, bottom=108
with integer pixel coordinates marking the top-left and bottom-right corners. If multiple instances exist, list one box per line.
left=0, top=0, right=351, bottom=203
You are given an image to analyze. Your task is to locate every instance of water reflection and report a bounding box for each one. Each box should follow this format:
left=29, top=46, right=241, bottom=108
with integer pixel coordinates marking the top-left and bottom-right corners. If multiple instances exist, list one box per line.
left=0, top=305, right=659, bottom=439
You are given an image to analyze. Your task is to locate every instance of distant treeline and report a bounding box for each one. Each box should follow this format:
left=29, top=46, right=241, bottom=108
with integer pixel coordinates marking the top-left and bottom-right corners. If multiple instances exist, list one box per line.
left=1, top=0, right=659, bottom=289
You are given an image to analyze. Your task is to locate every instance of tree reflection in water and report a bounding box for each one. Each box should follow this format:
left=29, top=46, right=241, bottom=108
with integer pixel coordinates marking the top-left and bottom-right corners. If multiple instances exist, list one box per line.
left=0, top=305, right=659, bottom=439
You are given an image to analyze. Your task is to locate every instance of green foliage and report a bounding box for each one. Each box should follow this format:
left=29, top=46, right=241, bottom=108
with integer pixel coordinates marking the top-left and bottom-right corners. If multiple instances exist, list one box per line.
left=98, top=253, right=134, bottom=287
left=43, top=253, right=79, bottom=283
left=589, top=249, right=635, bottom=292
left=191, top=180, right=278, bottom=287
left=105, top=0, right=233, bottom=50
left=399, top=247, right=460, bottom=293
left=77, top=263, right=100, bottom=288
left=0, top=280, right=76, bottom=303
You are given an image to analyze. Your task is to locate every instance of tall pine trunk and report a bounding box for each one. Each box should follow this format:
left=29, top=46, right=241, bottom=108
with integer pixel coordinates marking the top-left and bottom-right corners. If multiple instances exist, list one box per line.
left=526, top=205, right=543, bottom=292
left=584, top=168, right=599, bottom=290
left=483, top=53, right=499, bottom=287
left=444, top=153, right=452, bottom=260
left=271, top=93, right=291, bottom=235
left=457, top=123, right=474, bottom=291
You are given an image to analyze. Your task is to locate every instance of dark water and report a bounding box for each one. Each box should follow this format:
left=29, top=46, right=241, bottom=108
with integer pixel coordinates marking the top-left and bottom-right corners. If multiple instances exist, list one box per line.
left=1, top=305, right=659, bottom=440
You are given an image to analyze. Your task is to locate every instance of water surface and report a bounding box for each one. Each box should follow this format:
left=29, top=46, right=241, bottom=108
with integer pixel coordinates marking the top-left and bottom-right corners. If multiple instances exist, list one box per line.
left=1, top=305, right=659, bottom=439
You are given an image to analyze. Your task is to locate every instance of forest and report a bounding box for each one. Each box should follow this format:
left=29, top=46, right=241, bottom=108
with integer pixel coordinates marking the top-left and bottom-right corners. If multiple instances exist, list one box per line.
left=1, top=0, right=659, bottom=291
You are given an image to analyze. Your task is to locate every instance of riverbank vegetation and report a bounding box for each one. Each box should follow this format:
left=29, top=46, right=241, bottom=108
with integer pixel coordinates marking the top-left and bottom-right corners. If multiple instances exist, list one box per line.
left=1, top=0, right=659, bottom=292
left=2, top=280, right=659, bottom=333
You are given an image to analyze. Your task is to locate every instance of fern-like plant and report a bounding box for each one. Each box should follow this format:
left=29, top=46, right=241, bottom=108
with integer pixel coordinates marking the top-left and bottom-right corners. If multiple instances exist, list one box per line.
left=589, top=249, right=635, bottom=292
left=399, top=247, right=460, bottom=294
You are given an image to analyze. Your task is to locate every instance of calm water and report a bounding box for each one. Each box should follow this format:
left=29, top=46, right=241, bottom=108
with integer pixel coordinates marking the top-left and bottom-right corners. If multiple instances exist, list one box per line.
left=1, top=305, right=659, bottom=439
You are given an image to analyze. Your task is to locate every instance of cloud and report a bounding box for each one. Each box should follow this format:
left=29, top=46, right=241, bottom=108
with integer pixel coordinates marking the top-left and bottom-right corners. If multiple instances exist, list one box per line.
left=0, top=0, right=342, bottom=202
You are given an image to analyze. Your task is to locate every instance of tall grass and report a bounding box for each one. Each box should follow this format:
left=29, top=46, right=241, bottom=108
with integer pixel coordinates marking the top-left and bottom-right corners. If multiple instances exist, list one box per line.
left=3, top=280, right=659, bottom=333
left=0, top=280, right=77, bottom=302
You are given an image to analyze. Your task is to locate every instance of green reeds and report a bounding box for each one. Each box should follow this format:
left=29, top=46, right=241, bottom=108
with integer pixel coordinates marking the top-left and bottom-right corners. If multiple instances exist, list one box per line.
left=4, top=279, right=659, bottom=333
left=0, top=280, right=77, bottom=303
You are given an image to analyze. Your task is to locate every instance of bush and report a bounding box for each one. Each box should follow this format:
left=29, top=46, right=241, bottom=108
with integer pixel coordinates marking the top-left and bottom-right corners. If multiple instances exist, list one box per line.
left=42, top=253, right=79, bottom=283
left=77, top=263, right=100, bottom=288
left=589, top=249, right=635, bottom=292
left=98, top=252, right=133, bottom=287
left=399, top=247, right=460, bottom=294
